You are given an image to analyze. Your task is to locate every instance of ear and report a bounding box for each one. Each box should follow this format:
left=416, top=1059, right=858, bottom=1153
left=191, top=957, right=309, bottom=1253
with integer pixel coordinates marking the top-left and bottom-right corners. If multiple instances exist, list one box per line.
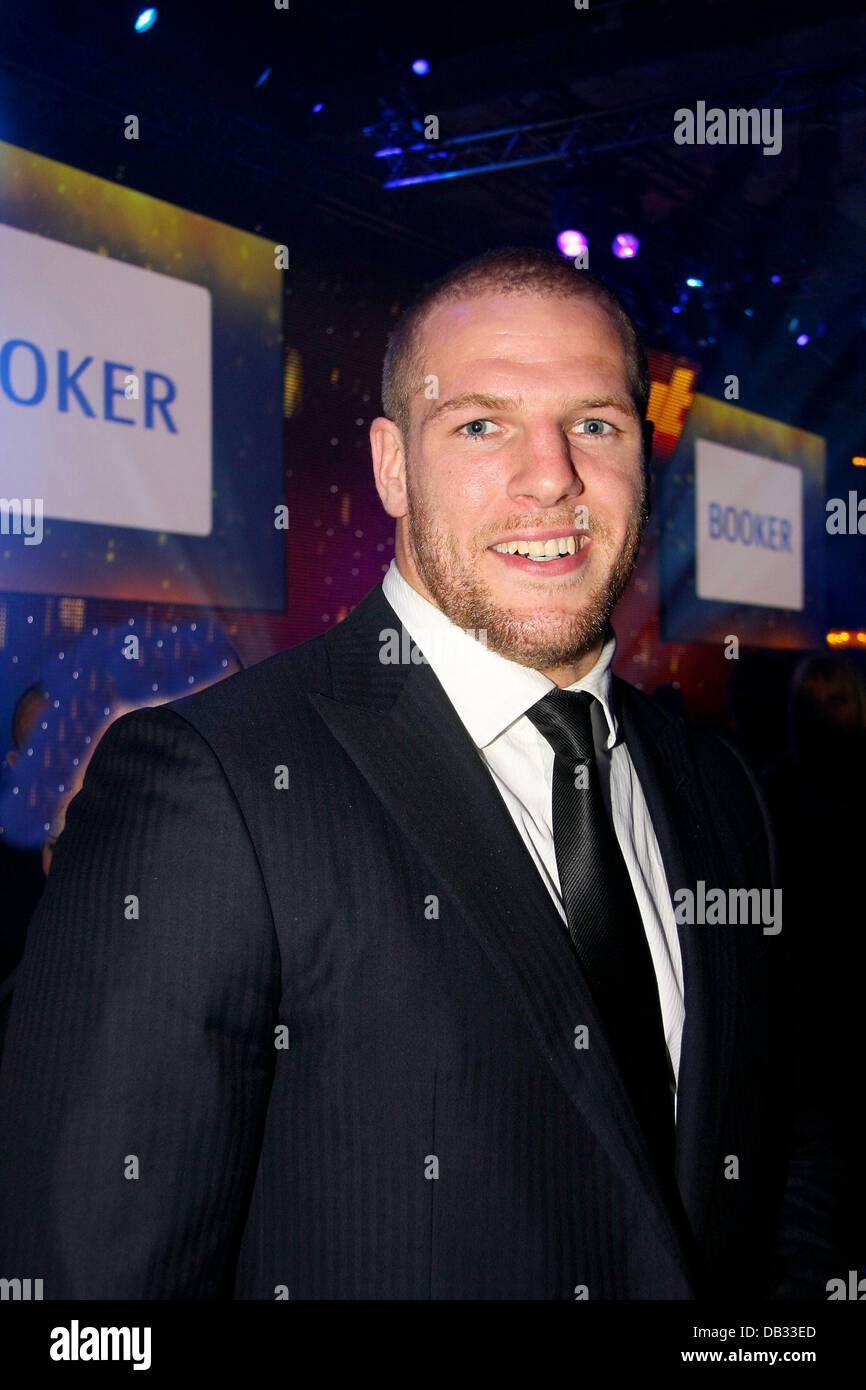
left=370, top=416, right=409, bottom=519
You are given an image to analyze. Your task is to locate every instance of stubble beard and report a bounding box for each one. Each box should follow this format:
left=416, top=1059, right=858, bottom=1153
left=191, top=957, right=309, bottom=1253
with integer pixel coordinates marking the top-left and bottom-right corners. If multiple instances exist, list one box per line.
left=403, top=462, right=648, bottom=673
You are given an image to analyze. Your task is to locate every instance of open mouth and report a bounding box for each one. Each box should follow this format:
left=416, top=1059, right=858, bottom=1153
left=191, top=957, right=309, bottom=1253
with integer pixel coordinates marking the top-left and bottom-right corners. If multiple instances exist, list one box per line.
left=486, top=531, right=591, bottom=574
left=490, top=535, right=588, bottom=561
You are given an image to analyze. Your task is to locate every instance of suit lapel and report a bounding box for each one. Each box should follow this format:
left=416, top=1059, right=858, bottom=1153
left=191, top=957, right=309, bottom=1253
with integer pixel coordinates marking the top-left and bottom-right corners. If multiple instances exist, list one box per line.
left=613, top=678, right=740, bottom=1245
left=310, top=586, right=695, bottom=1278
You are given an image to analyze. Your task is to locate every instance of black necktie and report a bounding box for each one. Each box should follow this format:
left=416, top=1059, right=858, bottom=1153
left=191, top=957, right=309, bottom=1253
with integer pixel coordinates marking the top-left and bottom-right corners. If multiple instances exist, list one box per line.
left=526, top=688, right=675, bottom=1175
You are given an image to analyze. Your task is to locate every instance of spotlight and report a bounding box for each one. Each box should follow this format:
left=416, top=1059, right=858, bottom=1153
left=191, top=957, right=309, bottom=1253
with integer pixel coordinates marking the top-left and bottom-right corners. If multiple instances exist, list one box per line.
left=412, top=58, right=430, bottom=75
left=796, top=333, right=810, bottom=346
left=685, top=277, right=703, bottom=288
left=255, top=68, right=271, bottom=89
left=312, top=103, right=324, bottom=113
left=770, top=274, right=781, bottom=283
left=134, top=7, right=157, bottom=32
left=556, top=229, right=588, bottom=259
left=611, top=233, right=639, bottom=259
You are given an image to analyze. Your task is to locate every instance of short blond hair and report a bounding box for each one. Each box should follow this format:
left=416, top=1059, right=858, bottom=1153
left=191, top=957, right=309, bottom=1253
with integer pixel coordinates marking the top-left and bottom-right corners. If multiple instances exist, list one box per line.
left=381, top=245, right=650, bottom=445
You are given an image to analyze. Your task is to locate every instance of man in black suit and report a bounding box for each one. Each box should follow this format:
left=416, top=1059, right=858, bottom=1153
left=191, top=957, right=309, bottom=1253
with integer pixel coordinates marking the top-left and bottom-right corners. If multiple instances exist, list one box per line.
left=0, top=247, right=839, bottom=1299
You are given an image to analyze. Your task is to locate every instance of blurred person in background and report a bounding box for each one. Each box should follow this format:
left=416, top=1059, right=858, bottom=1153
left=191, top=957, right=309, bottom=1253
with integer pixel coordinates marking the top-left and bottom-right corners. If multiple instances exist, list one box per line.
left=761, top=651, right=866, bottom=1273
left=0, top=684, right=50, bottom=983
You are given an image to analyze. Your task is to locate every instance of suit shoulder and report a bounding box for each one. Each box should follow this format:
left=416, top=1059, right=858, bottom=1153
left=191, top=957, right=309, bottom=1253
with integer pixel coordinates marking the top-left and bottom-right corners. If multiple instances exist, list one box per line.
left=611, top=674, right=678, bottom=734
left=160, top=628, right=332, bottom=732
left=614, top=674, right=767, bottom=814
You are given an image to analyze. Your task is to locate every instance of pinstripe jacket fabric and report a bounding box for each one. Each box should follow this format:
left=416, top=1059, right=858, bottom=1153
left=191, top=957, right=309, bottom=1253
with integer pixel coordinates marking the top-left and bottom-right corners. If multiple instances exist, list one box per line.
left=0, top=583, right=838, bottom=1298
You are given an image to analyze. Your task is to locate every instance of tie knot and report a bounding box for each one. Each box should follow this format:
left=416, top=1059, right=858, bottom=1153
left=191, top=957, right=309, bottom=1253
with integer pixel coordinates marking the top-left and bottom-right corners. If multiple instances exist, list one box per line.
left=525, top=688, right=595, bottom=763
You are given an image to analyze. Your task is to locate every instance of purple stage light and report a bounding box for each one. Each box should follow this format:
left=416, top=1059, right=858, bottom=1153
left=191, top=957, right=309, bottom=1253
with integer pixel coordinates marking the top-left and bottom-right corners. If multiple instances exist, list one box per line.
left=611, top=233, right=639, bottom=259
left=412, top=58, right=430, bottom=75
left=556, top=229, right=588, bottom=259
left=796, top=333, right=810, bottom=346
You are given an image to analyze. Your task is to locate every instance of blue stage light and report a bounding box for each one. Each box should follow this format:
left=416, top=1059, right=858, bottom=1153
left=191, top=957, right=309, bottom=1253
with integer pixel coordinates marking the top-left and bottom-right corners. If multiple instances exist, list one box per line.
left=255, top=68, right=271, bottom=89
left=556, top=229, right=588, bottom=259
left=770, top=274, right=781, bottom=283
left=134, top=7, right=157, bottom=32
left=796, top=333, right=810, bottom=346
left=412, top=59, right=430, bottom=75
left=685, top=277, right=703, bottom=288
left=312, top=103, right=324, bottom=113
left=611, top=233, right=639, bottom=259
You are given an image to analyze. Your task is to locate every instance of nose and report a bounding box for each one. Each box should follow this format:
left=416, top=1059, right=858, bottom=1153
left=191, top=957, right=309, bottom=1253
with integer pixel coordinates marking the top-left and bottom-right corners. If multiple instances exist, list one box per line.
left=506, top=423, right=584, bottom=508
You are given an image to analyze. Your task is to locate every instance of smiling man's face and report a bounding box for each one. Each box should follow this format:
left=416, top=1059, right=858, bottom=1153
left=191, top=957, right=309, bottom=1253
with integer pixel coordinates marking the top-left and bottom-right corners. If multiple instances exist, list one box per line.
left=371, top=290, right=648, bottom=685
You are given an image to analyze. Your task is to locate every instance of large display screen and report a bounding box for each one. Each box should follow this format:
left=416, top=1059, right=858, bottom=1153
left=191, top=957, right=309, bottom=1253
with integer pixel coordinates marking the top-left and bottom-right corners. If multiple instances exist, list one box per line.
left=658, top=393, right=825, bottom=648
left=0, top=140, right=285, bottom=609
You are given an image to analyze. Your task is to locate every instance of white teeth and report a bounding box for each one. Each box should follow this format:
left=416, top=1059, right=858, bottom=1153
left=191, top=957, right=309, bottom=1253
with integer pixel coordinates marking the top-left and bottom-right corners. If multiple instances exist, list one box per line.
left=491, top=535, right=584, bottom=556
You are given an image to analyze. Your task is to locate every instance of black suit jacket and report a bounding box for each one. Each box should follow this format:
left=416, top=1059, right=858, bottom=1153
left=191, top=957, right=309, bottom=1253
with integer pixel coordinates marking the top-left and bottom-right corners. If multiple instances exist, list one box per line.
left=0, top=584, right=839, bottom=1298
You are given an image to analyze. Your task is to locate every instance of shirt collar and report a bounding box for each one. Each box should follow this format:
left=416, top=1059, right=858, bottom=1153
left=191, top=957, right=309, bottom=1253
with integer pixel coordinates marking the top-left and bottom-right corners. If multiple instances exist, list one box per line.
left=381, top=558, right=619, bottom=751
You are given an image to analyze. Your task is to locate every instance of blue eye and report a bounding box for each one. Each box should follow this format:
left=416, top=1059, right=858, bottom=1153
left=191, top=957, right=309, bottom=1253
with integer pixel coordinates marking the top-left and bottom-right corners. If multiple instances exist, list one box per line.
left=458, top=418, right=495, bottom=438
left=575, top=418, right=616, bottom=437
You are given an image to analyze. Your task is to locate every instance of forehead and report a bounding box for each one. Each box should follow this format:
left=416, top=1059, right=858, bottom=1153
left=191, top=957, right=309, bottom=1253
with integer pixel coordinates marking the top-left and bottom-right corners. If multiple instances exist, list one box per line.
left=411, top=292, right=630, bottom=424
left=418, top=290, right=626, bottom=368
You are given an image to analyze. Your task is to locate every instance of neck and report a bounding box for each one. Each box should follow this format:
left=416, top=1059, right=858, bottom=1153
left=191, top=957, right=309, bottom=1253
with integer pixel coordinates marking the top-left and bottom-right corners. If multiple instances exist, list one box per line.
left=537, top=641, right=605, bottom=688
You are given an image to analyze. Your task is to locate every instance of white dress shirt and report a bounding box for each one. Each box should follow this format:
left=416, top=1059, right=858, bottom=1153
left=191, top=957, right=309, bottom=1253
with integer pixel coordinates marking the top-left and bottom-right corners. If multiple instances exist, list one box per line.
left=382, top=558, right=686, bottom=1106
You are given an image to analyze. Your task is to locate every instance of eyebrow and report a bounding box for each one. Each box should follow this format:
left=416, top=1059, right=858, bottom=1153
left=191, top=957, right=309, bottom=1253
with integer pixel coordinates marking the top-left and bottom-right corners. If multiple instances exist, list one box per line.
left=422, top=391, right=638, bottom=429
